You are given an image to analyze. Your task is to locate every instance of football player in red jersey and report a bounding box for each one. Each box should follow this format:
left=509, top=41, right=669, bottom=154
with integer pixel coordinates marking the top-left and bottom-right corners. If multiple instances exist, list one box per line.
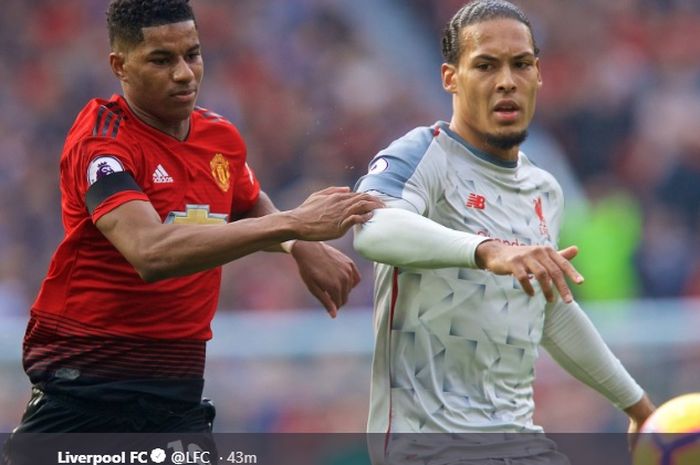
left=9, top=0, right=382, bottom=434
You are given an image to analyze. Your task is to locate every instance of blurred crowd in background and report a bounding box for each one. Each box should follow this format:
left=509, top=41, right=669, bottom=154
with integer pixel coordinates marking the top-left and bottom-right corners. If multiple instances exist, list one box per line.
left=1, top=0, right=700, bottom=314
left=0, top=0, right=699, bottom=434
left=2, top=0, right=700, bottom=316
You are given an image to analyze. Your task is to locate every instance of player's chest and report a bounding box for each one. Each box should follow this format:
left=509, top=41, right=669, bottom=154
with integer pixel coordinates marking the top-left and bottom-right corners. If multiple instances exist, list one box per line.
left=137, top=142, right=238, bottom=222
left=433, top=171, right=556, bottom=247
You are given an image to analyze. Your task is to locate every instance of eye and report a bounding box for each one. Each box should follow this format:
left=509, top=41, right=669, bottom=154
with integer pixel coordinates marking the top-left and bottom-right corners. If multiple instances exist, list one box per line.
left=516, top=61, right=533, bottom=69
left=150, top=57, right=170, bottom=65
left=475, top=63, right=493, bottom=71
left=187, top=51, right=201, bottom=61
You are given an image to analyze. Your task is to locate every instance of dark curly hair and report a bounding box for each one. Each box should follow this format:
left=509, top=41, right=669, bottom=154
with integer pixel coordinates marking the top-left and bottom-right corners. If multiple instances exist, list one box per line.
left=107, top=0, right=196, bottom=49
left=441, top=0, right=539, bottom=64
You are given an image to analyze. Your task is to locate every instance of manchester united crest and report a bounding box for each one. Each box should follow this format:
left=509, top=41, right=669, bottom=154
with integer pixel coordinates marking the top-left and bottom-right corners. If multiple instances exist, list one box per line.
left=210, top=153, right=230, bottom=192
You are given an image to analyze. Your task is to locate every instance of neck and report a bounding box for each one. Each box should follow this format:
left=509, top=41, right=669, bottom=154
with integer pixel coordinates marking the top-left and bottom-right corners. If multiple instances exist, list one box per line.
left=448, top=117, right=520, bottom=162
left=124, top=97, right=190, bottom=141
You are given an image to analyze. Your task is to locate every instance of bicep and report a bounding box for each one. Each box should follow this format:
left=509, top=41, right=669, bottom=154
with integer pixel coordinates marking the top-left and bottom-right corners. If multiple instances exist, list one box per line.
left=233, top=190, right=277, bottom=220
left=369, top=192, right=420, bottom=213
left=95, top=199, right=163, bottom=266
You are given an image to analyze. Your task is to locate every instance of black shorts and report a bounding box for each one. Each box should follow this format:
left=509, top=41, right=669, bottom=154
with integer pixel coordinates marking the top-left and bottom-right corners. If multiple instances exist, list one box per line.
left=3, top=387, right=217, bottom=465
left=13, top=386, right=216, bottom=433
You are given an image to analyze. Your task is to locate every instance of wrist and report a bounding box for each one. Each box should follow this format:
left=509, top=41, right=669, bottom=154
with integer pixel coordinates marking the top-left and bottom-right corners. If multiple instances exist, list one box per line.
left=474, top=239, right=500, bottom=269
left=624, top=393, right=655, bottom=425
left=280, top=239, right=298, bottom=254
left=289, top=240, right=327, bottom=258
left=276, top=210, right=304, bottom=240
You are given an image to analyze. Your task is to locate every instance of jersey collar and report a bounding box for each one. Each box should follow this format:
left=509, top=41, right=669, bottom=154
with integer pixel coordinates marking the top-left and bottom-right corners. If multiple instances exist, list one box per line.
left=435, top=121, right=519, bottom=169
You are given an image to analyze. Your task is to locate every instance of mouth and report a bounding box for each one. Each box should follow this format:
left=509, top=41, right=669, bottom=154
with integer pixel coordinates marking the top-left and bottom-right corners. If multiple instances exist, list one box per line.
left=170, top=88, right=197, bottom=102
left=493, top=100, right=521, bottom=122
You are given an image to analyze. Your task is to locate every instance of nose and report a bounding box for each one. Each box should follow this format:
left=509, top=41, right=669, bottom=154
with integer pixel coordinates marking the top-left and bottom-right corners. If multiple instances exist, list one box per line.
left=496, top=66, right=516, bottom=93
left=172, top=57, right=194, bottom=83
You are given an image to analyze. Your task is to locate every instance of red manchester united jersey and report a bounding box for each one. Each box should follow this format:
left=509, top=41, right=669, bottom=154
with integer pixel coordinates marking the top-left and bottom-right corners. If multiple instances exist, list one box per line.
left=24, top=95, right=260, bottom=401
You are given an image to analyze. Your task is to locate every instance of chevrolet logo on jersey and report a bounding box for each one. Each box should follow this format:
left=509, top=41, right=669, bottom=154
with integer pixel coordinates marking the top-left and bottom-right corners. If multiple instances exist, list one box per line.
left=165, top=204, right=228, bottom=225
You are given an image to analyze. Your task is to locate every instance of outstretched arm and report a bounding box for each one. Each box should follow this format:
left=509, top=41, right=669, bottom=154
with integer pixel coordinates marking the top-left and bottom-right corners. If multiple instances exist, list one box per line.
left=235, top=190, right=298, bottom=253
left=625, top=393, right=655, bottom=449
left=238, top=190, right=369, bottom=318
left=353, top=207, right=583, bottom=303
left=541, top=298, right=654, bottom=430
left=97, top=186, right=382, bottom=282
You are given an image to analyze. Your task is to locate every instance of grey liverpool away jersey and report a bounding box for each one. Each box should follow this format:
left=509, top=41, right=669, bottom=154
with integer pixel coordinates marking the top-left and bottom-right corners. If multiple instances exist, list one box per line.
left=356, top=121, right=565, bottom=434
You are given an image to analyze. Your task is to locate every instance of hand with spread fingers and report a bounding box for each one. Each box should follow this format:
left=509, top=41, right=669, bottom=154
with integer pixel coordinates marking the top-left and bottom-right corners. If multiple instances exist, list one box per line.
left=475, top=241, right=584, bottom=303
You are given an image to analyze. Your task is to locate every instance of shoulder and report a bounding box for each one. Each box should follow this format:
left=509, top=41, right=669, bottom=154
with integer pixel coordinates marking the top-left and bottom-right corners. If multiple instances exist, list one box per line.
left=193, top=105, right=230, bottom=125
left=62, top=96, right=136, bottom=168
left=68, top=96, right=126, bottom=142
left=520, top=151, right=565, bottom=201
left=379, top=125, right=438, bottom=162
left=520, top=152, right=560, bottom=186
left=192, top=106, right=243, bottom=140
left=368, top=125, right=441, bottom=177
left=355, top=125, right=441, bottom=201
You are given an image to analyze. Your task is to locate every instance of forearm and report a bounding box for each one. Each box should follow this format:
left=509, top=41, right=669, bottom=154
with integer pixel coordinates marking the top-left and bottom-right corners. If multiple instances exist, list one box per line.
left=238, top=191, right=295, bottom=253
left=145, top=216, right=301, bottom=279
left=99, top=187, right=381, bottom=281
left=353, top=208, right=489, bottom=268
left=541, top=299, right=644, bottom=410
left=98, top=200, right=301, bottom=281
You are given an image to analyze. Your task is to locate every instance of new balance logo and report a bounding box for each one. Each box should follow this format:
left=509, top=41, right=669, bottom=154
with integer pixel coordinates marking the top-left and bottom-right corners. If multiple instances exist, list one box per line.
left=466, top=193, right=486, bottom=210
left=153, top=164, right=174, bottom=183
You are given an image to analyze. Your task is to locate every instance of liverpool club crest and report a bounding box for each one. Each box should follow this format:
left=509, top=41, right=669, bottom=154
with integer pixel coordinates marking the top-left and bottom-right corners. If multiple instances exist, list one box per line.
left=533, top=196, right=549, bottom=237
left=210, top=153, right=230, bottom=192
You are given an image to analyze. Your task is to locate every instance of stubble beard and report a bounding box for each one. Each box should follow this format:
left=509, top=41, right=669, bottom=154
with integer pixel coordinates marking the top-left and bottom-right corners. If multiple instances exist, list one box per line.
left=482, top=129, right=529, bottom=151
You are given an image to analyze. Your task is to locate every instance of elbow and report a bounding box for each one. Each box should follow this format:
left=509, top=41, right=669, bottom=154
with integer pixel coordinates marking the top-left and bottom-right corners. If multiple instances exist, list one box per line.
left=353, top=207, right=413, bottom=265
left=136, top=267, right=163, bottom=283
left=354, top=222, right=398, bottom=265
left=133, top=262, right=167, bottom=283
left=353, top=224, right=379, bottom=261
left=129, top=248, right=175, bottom=283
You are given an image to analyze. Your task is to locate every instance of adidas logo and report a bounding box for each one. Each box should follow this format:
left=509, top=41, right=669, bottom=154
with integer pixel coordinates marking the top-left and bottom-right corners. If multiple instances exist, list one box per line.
left=153, top=164, right=174, bottom=184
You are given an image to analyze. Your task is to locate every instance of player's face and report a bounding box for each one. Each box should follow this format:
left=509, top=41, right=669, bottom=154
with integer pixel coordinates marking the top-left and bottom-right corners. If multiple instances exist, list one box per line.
left=441, top=18, right=541, bottom=160
left=111, top=20, right=203, bottom=138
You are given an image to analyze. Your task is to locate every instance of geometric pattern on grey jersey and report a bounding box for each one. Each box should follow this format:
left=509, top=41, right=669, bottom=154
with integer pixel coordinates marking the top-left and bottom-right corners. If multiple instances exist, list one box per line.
left=356, top=121, right=565, bottom=434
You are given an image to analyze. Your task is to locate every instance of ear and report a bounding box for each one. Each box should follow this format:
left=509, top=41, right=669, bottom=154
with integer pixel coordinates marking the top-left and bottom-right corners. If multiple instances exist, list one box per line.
left=535, top=57, right=543, bottom=88
left=109, top=52, right=127, bottom=82
left=441, top=63, right=457, bottom=94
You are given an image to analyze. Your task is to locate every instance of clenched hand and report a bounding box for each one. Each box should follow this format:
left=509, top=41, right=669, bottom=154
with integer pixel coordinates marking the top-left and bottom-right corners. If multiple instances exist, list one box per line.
left=291, top=241, right=361, bottom=318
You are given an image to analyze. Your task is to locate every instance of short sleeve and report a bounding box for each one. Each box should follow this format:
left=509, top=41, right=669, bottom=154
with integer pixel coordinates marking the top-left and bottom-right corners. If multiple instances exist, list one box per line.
left=354, top=127, right=436, bottom=215
left=231, top=162, right=261, bottom=215
left=68, top=137, right=149, bottom=223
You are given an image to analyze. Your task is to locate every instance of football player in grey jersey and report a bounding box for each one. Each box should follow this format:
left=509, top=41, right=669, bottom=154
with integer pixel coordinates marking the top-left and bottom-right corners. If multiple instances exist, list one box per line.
left=354, top=1, right=654, bottom=463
